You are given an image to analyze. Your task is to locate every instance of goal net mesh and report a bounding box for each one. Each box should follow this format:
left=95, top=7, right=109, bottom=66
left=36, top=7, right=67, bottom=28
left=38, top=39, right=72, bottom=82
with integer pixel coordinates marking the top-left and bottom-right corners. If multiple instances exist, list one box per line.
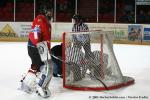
left=62, top=30, right=134, bottom=90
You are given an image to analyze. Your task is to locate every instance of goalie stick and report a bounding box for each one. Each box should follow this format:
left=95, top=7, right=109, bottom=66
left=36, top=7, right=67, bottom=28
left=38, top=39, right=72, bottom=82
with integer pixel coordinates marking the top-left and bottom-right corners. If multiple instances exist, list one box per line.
left=81, top=57, right=108, bottom=90
left=86, top=73, right=108, bottom=90
left=50, top=54, right=74, bottom=66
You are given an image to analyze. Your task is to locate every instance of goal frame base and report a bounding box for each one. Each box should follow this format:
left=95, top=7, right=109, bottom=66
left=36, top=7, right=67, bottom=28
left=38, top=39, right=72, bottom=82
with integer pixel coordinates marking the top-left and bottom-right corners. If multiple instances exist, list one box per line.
left=63, top=76, right=134, bottom=91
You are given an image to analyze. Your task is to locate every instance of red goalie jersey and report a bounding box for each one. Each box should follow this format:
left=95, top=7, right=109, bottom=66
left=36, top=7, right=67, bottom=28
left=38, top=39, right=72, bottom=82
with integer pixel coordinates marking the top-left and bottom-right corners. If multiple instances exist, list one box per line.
left=28, top=14, right=51, bottom=49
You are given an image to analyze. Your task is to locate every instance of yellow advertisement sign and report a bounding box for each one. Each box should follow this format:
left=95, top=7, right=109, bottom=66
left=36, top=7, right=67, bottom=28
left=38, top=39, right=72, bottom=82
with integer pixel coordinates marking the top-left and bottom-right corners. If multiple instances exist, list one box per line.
left=0, top=24, right=18, bottom=38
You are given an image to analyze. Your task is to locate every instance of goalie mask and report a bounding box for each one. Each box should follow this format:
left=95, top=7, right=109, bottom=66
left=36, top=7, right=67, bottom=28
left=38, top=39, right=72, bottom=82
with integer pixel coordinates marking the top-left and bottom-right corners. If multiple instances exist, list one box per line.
left=40, top=8, right=53, bottom=21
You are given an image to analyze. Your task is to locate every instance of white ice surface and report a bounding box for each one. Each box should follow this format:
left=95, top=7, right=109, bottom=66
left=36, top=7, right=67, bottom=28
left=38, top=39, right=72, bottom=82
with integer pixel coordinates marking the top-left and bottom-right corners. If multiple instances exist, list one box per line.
left=0, top=42, right=150, bottom=100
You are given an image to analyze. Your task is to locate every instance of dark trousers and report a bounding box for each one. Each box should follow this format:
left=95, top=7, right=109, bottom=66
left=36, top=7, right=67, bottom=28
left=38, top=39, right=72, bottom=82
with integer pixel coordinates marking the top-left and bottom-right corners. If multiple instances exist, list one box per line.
left=52, top=56, right=62, bottom=75
left=28, top=46, right=44, bottom=71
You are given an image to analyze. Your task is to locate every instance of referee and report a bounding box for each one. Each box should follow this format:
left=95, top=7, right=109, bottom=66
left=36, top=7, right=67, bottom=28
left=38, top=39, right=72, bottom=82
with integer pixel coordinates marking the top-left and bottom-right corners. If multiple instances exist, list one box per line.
left=72, top=14, right=92, bottom=59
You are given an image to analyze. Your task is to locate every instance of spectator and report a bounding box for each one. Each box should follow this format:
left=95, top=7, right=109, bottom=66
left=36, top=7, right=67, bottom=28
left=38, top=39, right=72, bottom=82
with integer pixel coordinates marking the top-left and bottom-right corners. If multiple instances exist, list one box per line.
left=59, top=0, right=69, bottom=13
left=0, top=0, right=6, bottom=8
left=146, top=11, right=150, bottom=23
left=119, top=11, right=130, bottom=23
left=137, top=10, right=146, bottom=23
left=128, top=11, right=135, bottom=23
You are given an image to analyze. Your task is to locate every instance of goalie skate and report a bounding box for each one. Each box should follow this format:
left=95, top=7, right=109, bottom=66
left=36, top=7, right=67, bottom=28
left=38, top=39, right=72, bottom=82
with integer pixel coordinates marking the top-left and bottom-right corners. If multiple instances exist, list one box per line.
left=36, top=85, right=51, bottom=98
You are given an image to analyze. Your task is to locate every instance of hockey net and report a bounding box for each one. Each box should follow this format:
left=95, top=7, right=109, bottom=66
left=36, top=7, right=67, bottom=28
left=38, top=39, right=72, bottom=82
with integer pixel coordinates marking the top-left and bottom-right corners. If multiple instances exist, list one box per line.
left=62, top=30, right=134, bottom=90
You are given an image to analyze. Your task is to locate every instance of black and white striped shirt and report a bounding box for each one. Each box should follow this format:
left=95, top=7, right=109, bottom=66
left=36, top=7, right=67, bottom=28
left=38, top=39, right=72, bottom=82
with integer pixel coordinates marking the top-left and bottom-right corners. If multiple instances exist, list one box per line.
left=72, top=22, right=89, bottom=32
left=72, top=22, right=90, bottom=43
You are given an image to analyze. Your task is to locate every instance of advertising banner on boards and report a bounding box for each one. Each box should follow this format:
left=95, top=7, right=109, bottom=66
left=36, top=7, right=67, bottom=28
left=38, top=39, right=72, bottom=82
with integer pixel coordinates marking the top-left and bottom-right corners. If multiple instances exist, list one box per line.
left=143, top=28, right=150, bottom=41
left=128, top=25, right=143, bottom=42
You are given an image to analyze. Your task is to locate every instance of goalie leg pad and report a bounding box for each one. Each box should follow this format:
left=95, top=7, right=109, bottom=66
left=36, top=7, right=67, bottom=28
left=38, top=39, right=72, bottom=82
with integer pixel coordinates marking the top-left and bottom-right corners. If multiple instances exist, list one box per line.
left=37, top=61, right=53, bottom=88
left=36, top=41, right=52, bottom=98
left=37, top=41, right=51, bottom=62
left=36, top=41, right=52, bottom=85
left=36, top=60, right=53, bottom=97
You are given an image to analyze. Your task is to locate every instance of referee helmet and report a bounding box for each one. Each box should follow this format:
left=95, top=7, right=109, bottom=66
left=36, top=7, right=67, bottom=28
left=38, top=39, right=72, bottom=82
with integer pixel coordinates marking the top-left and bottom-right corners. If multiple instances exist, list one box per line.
left=72, top=14, right=82, bottom=20
left=72, top=14, right=82, bottom=24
